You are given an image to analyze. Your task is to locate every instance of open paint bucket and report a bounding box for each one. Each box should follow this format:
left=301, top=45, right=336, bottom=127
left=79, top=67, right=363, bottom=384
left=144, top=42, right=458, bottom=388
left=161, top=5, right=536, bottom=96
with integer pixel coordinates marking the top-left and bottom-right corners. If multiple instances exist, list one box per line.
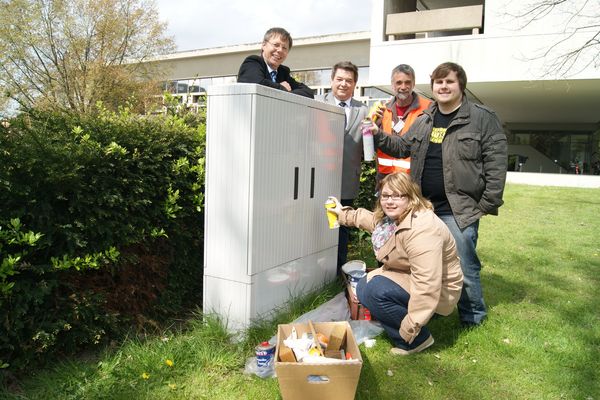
left=341, top=260, right=367, bottom=295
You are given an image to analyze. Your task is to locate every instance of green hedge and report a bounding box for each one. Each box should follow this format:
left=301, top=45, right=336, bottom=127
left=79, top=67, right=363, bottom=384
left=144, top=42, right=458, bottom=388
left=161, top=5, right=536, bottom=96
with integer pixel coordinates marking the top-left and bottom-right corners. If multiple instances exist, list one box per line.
left=0, top=107, right=205, bottom=372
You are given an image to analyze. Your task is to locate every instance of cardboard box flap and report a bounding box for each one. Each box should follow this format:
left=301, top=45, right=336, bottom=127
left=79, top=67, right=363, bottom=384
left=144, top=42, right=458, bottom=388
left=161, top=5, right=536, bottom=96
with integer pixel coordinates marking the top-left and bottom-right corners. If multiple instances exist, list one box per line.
left=276, top=321, right=361, bottom=363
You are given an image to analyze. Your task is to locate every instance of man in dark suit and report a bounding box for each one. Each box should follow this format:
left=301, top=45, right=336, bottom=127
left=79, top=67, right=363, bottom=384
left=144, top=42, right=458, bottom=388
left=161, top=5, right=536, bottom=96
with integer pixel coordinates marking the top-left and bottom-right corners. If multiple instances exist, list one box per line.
left=237, top=27, right=314, bottom=98
left=319, top=61, right=368, bottom=271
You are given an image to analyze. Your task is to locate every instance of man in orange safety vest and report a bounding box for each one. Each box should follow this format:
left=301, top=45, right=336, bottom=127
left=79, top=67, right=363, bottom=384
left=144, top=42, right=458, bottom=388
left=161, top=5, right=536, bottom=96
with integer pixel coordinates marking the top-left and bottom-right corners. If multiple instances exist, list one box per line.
left=375, top=64, right=431, bottom=188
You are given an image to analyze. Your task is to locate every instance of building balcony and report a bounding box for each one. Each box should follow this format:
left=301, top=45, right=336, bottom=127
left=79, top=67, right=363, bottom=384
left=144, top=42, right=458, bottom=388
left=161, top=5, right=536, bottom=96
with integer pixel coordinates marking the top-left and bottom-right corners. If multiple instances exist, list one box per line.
left=368, top=1, right=600, bottom=125
left=385, top=4, right=483, bottom=41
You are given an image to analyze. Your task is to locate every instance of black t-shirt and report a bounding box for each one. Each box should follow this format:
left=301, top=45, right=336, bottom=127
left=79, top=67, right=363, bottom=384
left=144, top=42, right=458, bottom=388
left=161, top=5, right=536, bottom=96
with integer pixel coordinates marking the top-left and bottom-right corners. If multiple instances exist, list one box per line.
left=420, top=109, right=458, bottom=215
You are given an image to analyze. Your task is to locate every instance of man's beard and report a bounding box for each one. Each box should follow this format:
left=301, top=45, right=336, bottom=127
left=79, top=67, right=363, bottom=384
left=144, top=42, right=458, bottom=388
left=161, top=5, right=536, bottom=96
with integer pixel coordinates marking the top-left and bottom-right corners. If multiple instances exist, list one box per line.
left=395, top=91, right=409, bottom=102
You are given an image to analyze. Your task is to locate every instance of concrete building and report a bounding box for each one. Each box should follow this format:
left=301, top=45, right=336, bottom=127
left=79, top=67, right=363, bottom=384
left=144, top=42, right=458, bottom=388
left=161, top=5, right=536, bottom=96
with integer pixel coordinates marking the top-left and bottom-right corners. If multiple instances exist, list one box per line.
left=151, top=0, right=600, bottom=178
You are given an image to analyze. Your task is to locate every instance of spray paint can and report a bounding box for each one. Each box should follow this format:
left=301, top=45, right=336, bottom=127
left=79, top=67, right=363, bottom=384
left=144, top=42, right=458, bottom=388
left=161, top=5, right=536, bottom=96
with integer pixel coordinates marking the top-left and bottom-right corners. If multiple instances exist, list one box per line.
left=368, top=101, right=384, bottom=122
left=324, top=198, right=339, bottom=229
left=361, top=118, right=375, bottom=162
left=255, top=341, right=276, bottom=368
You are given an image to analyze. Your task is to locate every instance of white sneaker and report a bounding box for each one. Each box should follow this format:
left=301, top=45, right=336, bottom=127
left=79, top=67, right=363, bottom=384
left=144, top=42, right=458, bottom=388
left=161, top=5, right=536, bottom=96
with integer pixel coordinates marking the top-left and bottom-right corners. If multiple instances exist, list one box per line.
left=390, top=335, right=434, bottom=356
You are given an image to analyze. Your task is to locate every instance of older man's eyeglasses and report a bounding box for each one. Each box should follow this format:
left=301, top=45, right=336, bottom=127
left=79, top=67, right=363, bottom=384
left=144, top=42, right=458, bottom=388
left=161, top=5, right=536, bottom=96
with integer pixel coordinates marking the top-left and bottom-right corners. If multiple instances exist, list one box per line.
left=380, top=193, right=407, bottom=201
left=267, top=41, right=289, bottom=52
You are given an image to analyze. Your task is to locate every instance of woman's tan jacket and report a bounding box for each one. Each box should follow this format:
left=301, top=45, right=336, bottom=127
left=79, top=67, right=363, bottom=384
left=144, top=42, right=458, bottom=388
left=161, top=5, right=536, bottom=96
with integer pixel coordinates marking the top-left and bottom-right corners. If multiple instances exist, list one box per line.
left=339, top=207, right=464, bottom=343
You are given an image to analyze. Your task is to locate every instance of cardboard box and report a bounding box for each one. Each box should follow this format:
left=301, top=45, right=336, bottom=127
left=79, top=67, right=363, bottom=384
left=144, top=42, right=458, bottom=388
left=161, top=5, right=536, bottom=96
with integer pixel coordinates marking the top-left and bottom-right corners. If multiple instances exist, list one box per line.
left=275, top=321, right=362, bottom=400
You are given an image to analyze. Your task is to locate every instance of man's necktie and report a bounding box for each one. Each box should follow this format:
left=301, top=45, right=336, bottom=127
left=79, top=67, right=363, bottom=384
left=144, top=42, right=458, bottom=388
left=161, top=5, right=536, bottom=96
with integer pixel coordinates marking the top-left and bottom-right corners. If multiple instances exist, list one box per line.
left=270, top=71, right=277, bottom=82
left=339, top=102, right=347, bottom=127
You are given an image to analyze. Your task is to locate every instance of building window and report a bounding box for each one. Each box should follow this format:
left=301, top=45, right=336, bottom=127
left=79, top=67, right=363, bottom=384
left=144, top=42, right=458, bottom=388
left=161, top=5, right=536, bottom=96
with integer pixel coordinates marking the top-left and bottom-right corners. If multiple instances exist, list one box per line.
left=509, top=129, right=597, bottom=174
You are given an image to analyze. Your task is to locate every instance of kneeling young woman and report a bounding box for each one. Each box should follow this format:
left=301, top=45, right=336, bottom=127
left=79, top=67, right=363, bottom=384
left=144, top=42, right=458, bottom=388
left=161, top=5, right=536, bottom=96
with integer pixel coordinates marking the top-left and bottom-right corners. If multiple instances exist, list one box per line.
left=329, top=173, right=463, bottom=355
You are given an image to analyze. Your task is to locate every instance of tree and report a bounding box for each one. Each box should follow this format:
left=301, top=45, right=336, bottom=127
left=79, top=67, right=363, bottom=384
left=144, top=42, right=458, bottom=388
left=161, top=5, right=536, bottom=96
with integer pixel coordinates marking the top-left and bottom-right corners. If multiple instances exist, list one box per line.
left=506, top=0, right=600, bottom=77
left=0, top=0, right=175, bottom=114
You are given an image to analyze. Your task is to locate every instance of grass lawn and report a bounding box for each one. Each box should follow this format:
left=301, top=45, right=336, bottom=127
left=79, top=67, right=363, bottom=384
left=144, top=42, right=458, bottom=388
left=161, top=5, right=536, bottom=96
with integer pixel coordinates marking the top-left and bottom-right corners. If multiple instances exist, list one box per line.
left=1, top=183, right=599, bottom=399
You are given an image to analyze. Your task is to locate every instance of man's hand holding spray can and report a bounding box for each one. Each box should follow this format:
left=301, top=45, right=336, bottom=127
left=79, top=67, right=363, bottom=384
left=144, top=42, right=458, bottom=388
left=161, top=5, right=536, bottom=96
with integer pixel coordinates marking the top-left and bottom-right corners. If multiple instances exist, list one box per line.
left=327, top=101, right=388, bottom=227
left=361, top=100, right=388, bottom=162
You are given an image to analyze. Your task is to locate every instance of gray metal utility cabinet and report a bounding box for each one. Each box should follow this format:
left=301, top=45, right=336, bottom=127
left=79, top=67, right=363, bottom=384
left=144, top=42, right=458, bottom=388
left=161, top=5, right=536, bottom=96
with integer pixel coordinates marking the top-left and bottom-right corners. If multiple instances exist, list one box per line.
left=203, top=83, right=345, bottom=331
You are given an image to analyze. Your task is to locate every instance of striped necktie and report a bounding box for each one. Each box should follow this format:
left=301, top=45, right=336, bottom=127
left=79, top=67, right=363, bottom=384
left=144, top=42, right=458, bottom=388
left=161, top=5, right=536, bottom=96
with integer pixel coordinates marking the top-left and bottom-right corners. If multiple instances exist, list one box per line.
left=270, top=70, right=277, bottom=82
left=339, top=102, right=347, bottom=127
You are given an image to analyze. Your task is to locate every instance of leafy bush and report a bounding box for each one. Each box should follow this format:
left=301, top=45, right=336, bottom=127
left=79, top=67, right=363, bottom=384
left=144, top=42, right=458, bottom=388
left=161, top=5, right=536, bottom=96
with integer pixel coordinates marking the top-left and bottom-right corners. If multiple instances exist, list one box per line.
left=354, top=162, right=377, bottom=210
left=0, top=106, right=205, bottom=372
left=347, top=162, right=378, bottom=257
left=0, top=218, right=43, bottom=295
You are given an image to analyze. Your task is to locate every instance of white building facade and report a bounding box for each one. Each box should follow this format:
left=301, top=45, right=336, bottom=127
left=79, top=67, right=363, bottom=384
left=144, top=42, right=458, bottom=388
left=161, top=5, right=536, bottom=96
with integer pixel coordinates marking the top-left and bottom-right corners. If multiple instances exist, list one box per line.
left=152, top=0, right=600, bottom=176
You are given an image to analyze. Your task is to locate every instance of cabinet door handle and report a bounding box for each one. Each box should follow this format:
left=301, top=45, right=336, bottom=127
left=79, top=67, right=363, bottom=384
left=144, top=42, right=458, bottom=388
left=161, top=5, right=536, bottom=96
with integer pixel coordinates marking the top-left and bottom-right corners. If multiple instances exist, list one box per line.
left=310, top=167, right=315, bottom=198
left=294, top=167, right=299, bottom=200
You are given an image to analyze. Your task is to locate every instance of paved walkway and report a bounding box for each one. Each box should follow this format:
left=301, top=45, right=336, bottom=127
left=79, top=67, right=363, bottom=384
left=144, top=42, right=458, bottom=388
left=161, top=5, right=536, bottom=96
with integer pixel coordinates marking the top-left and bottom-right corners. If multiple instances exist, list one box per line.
left=506, top=172, right=600, bottom=188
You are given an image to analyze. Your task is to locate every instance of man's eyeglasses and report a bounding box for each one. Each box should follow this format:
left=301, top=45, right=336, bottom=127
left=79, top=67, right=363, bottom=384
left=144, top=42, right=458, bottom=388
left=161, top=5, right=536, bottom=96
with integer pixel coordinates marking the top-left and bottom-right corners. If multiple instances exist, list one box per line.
left=267, top=41, right=289, bottom=52
left=380, top=193, right=407, bottom=201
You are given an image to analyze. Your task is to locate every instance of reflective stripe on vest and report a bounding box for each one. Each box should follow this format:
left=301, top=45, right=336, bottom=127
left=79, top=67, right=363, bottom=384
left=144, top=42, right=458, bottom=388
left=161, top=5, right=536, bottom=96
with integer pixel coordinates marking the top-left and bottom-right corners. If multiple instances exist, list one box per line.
left=377, top=158, right=411, bottom=169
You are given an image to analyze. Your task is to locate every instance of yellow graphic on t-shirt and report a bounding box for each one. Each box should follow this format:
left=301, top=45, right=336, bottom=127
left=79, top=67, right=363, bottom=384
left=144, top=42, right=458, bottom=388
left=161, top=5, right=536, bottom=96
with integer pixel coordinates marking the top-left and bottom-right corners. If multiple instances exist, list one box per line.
left=430, top=127, right=447, bottom=144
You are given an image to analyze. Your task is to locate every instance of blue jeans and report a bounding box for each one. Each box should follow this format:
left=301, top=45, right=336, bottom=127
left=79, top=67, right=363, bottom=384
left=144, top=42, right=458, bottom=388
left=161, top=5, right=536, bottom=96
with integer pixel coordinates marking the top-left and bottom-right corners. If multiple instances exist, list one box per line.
left=356, top=275, right=431, bottom=350
left=438, top=214, right=487, bottom=324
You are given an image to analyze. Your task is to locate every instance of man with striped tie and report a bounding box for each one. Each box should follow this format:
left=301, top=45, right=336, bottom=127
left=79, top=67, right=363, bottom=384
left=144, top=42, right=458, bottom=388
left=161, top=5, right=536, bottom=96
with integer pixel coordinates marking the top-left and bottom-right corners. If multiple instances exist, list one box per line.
left=319, top=61, right=368, bottom=271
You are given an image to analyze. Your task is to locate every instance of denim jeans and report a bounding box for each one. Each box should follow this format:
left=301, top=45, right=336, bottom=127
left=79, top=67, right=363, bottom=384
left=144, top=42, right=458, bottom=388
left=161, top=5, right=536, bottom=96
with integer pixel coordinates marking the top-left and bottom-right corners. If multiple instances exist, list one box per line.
left=356, top=275, right=431, bottom=350
left=438, top=214, right=487, bottom=324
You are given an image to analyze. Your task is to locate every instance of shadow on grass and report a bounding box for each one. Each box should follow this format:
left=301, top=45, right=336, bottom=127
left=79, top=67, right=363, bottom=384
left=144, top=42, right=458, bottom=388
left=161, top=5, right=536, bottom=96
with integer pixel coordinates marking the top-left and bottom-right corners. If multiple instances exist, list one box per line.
left=355, top=352, right=384, bottom=400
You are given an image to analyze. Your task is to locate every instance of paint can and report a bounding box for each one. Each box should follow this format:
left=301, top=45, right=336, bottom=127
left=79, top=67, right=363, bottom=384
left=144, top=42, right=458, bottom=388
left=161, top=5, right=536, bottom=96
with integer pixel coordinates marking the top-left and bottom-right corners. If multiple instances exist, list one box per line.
left=255, top=341, right=276, bottom=368
left=342, top=260, right=367, bottom=296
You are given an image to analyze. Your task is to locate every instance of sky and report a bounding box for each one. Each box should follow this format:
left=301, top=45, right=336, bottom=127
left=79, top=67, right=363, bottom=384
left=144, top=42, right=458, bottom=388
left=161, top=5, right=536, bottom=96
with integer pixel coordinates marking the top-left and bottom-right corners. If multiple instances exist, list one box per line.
left=155, top=0, right=371, bottom=52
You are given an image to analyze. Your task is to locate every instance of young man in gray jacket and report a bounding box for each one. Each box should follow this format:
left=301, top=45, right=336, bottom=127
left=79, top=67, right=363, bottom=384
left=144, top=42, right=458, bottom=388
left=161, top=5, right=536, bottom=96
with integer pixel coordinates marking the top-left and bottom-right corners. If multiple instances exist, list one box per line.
left=371, top=62, right=507, bottom=327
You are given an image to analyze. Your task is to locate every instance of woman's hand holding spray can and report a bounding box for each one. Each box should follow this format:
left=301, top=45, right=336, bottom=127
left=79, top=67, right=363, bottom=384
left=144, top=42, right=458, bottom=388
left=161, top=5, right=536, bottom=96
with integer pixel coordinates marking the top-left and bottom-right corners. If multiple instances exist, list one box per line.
left=324, top=197, right=340, bottom=229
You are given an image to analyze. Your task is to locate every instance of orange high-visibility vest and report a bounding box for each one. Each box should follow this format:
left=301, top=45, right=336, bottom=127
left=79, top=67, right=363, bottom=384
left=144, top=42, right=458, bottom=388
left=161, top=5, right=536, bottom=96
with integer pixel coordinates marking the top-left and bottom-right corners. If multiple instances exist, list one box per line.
left=377, top=96, right=431, bottom=175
